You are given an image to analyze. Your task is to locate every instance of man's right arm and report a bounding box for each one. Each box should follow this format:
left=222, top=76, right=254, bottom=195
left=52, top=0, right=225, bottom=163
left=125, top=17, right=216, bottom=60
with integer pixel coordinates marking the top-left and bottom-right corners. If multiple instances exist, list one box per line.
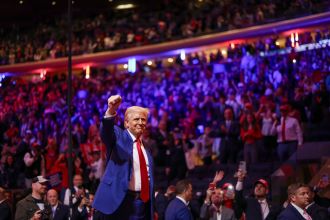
left=101, top=95, right=122, bottom=156
left=234, top=170, right=246, bottom=219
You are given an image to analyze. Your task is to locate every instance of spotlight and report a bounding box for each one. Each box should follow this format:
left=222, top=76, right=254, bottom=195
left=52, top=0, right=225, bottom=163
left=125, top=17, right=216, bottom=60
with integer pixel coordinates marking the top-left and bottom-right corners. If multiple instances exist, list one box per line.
left=180, top=50, right=186, bottom=61
left=167, top=58, right=174, bottom=63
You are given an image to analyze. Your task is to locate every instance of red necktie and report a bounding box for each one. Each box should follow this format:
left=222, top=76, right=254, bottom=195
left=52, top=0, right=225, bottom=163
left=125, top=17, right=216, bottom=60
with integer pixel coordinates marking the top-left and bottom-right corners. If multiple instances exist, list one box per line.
left=136, top=139, right=149, bottom=202
left=282, top=117, right=286, bottom=142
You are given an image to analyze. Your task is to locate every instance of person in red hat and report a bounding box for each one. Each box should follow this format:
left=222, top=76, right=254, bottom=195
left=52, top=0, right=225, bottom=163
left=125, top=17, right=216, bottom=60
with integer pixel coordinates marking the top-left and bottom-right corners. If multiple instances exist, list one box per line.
left=271, top=104, right=303, bottom=162
left=234, top=169, right=282, bottom=220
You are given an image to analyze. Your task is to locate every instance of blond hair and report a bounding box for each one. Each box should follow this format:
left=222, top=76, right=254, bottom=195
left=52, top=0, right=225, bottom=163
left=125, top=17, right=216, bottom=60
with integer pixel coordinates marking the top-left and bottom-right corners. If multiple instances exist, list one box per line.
left=124, top=106, right=150, bottom=121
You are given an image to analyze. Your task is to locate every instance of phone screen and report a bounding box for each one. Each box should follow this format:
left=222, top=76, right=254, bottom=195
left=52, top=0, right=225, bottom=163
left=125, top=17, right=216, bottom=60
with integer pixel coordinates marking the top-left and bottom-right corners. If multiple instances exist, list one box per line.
left=239, top=161, right=246, bottom=173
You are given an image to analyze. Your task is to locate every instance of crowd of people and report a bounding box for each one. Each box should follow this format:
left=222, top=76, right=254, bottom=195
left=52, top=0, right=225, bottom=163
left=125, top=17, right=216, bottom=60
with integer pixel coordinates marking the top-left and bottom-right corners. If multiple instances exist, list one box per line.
left=1, top=169, right=329, bottom=219
left=0, top=29, right=330, bottom=219
left=0, top=0, right=329, bottom=65
left=1, top=29, right=330, bottom=186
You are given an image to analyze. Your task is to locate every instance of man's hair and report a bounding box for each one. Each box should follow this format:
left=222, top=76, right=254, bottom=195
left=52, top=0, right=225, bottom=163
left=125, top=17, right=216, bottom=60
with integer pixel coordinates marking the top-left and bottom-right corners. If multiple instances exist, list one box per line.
left=287, top=182, right=309, bottom=197
left=124, top=106, right=149, bottom=122
left=175, top=179, right=192, bottom=195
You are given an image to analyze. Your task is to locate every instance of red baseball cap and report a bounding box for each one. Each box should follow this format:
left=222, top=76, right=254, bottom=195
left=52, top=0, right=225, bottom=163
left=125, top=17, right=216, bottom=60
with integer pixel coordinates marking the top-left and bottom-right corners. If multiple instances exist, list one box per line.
left=255, top=179, right=269, bottom=189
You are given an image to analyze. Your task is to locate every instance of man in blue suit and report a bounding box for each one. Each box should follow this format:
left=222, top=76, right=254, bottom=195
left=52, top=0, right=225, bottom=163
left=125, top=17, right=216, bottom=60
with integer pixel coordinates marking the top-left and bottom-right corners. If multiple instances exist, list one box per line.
left=165, top=179, right=193, bottom=220
left=93, top=95, right=154, bottom=220
left=278, top=183, right=312, bottom=220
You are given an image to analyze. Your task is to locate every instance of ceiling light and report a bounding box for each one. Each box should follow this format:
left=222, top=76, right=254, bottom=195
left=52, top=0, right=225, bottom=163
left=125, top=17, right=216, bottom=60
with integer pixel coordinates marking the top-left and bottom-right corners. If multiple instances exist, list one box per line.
left=167, top=58, right=174, bottom=63
left=52, top=1, right=56, bottom=6
left=19, top=0, right=24, bottom=4
left=115, top=4, right=135, bottom=10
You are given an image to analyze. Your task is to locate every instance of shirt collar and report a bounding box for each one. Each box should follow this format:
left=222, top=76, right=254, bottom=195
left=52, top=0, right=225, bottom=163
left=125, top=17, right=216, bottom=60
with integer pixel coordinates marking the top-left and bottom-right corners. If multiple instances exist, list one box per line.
left=0, top=199, right=6, bottom=204
left=176, top=196, right=189, bottom=206
left=291, top=202, right=306, bottom=216
left=127, top=129, right=140, bottom=143
left=52, top=203, right=58, bottom=210
left=258, top=198, right=267, bottom=203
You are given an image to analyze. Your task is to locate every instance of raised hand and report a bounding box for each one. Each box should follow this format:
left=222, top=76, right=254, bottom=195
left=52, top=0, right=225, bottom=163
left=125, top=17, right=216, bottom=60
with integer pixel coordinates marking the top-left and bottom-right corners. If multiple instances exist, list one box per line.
left=212, top=170, right=224, bottom=184
left=106, top=95, right=122, bottom=116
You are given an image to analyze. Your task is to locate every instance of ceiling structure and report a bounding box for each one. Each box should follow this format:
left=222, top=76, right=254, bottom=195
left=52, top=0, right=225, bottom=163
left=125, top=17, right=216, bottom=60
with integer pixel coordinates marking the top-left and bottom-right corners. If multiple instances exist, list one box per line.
left=0, top=0, right=162, bottom=25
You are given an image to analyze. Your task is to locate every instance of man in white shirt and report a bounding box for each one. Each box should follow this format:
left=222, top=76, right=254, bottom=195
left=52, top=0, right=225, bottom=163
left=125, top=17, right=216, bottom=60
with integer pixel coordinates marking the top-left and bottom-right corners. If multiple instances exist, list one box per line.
left=92, top=95, right=154, bottom=220
left=272, top=104, right=303, bottom=161
left=278, top=183, right=312, bottom=220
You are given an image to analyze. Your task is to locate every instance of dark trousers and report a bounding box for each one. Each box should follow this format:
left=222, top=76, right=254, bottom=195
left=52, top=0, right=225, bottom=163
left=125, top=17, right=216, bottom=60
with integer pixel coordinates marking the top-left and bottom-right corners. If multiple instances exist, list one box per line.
left=277, top=141, right=298, bottom=162
left=95, top=192, right=151, bottom=220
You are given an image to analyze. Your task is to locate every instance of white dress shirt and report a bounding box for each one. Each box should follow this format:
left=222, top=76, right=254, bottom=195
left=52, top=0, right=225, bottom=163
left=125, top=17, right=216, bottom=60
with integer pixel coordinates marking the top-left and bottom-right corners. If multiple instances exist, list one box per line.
left=176, top=196, right=189, bottom=206
left=272, top=116, right=303, bottom=145
left=291, top=203, right=312, bottom=220
left=127, top=130, right=150, bottom=191
left=258, top=199, right=270, bottom=220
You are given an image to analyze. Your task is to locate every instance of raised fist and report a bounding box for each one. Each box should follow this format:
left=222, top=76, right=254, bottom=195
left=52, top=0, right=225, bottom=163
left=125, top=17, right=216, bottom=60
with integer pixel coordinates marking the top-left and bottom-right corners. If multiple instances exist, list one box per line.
left=106, top=95, right=122, bottom=116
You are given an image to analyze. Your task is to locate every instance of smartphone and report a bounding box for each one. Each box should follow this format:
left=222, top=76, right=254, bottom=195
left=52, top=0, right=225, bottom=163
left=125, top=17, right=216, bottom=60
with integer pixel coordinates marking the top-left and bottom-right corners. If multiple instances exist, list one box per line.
left=209, top=182, right=216, bottom=190
left=239, top=161, right=246, bottom=173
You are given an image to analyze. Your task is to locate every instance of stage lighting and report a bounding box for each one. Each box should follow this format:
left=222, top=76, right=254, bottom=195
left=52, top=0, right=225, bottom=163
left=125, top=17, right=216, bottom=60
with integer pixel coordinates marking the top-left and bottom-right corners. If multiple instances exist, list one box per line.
left=180, top=50, right=186, bottom=61
left=128, top=58, right=136, bottom=73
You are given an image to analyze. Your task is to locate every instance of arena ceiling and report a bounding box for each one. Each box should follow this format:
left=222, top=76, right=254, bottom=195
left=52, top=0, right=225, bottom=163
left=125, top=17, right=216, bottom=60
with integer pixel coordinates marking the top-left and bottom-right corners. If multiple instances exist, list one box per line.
left=0, top=0, right=162, bottom=25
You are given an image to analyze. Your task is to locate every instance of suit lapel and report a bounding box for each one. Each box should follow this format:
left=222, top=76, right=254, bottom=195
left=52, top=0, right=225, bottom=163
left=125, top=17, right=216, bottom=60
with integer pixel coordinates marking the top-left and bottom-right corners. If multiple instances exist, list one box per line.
left=289, top=204, right=306, bottom=220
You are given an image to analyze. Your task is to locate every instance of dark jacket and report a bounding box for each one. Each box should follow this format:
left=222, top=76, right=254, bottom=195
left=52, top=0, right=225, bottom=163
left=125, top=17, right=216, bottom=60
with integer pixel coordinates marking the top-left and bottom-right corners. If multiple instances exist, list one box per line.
left=49, top=203, right=70, bottom=220
left=165, top=197, right=193, bottom=220
left=235, top=190, right=281, bottom=220
left=0, top=200, right=12, bottom=220
left=15, top=194, right=51, bottom=220
left=277, top=203, right=306, bottom=220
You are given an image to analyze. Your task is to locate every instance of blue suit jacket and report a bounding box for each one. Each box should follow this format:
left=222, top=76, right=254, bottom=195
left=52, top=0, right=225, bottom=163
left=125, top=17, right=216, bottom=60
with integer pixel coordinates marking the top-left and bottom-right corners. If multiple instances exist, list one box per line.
left=165, top=198, right=193, bottom=220
left=93, top=118, right=154, bottom=218
left=277, top=204, right=306, bottom=220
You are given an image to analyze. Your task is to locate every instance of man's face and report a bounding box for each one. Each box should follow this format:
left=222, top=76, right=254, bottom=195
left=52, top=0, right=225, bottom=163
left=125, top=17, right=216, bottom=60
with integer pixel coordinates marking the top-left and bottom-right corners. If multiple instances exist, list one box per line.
left=211, top=189, right=223, bottom=205
left=291, top=187, right=310, bottom=209
left=73, top=175, right=83, bottom=187
left=47, top=190, right=58, bottom=206
left=32, top=182, right=48, bottom=196
left=224, top=109, right=233, bottom=120
left=254, top=183, right=268, bottom=198
left=125, top=111, right=147, bottom=138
